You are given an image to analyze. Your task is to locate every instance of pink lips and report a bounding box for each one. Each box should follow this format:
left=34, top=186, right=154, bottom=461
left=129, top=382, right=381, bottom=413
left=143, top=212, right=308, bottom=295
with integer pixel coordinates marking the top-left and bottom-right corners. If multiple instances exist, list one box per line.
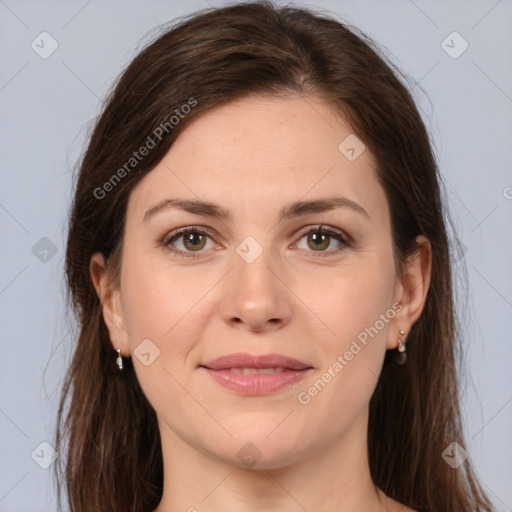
left=199, top=352, right=313, bottom=396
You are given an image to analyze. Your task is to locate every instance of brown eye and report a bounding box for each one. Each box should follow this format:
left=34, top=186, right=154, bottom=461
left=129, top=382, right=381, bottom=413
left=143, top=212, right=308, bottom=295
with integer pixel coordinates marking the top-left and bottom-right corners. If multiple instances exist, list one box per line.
left=306, top=231, right=331, bottom=251
left=294, top=225, right=350, bottom=256
left=181, top=232, right=207, bottom=251
left=162, top=227, right=217, bottom=259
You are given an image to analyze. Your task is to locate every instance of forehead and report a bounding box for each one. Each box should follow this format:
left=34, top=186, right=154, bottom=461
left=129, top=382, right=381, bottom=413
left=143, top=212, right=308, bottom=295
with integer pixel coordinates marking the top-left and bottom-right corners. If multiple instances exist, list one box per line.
left=126, top=94, right=386, bottom=224
left=168, top=93, right=359, bottom=167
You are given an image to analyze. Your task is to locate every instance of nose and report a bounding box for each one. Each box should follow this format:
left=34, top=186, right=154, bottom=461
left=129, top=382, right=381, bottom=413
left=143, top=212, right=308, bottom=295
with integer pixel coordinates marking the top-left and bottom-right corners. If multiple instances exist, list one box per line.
left=219, top=246, right=293, bottom=333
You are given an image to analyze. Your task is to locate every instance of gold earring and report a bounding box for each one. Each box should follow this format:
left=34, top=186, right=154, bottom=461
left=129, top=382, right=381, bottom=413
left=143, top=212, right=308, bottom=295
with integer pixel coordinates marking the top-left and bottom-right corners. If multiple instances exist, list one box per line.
left=395, top=330, right=407, bottom=364
left=116, top=348, right=123, bottom=371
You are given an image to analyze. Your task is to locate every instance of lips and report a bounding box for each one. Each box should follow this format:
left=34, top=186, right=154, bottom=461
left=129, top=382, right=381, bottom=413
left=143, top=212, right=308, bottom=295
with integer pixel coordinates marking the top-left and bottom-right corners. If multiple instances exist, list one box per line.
left=199, top=353, right=313, bottom=395
left=200, top=352, right=312, bottom=371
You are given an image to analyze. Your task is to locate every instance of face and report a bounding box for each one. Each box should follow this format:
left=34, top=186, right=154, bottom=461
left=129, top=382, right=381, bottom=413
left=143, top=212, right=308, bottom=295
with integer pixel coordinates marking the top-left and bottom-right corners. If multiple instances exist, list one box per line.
left=98, top=94, right=406, bottom=468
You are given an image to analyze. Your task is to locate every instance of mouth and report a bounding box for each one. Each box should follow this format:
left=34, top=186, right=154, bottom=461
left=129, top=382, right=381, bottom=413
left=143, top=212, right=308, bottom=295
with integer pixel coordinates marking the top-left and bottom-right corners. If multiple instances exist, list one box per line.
left=200, top=352, right=312, bottom=371
left=199, top=352, right=313, bottom=395
left=223, top=367, right=290, bottom=374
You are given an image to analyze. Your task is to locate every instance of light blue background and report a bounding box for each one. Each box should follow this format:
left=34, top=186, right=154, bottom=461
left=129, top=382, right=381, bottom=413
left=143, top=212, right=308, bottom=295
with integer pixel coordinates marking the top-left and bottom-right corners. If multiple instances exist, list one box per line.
left=1, top=1, right=511, bottom=511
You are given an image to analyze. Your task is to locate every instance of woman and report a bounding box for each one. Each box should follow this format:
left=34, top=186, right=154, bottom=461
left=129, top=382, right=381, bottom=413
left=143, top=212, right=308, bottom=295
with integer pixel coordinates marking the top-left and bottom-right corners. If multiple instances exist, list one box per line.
left=54, top=1, right=494, bottom=511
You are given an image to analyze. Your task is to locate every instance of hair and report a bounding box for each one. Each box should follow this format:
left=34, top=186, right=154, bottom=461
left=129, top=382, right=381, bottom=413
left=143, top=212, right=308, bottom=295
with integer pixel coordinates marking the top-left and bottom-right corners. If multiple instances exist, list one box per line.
left=54, top=1, right=493, bottom=511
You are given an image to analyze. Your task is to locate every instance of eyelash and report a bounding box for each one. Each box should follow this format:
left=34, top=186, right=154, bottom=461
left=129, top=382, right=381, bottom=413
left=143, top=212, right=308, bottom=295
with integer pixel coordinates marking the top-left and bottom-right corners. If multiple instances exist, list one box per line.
left=160, top=225, right=351, bottom=259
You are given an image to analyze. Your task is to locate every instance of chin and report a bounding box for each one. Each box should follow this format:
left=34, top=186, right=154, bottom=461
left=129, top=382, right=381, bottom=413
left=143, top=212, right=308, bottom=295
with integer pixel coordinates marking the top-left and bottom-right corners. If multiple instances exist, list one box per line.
left=208, top=432, right=311, bottom=471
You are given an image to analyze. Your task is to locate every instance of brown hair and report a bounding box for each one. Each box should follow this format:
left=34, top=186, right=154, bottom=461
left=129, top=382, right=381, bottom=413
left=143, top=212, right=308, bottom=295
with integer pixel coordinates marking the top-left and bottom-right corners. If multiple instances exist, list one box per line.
left=55, top=1, right=493, bottom=511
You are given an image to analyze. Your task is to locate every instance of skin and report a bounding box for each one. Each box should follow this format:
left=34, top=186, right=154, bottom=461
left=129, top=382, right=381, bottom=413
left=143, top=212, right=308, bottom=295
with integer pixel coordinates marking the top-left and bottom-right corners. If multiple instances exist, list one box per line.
left=91, top=94, right=431, bottom=512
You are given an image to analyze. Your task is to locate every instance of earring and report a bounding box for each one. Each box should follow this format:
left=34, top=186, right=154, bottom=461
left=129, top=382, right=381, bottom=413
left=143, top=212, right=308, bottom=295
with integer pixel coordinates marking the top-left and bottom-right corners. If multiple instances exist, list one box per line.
left=395, top=330, right=407, bottom=364
left=116, top=348, right=123, bottom=371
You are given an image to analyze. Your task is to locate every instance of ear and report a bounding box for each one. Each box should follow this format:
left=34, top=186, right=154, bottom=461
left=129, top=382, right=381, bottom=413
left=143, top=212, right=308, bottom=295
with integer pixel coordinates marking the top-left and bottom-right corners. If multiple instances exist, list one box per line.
left=89, top=252, right=130, bottom=356
left=387, top=235, right=432, bottom=349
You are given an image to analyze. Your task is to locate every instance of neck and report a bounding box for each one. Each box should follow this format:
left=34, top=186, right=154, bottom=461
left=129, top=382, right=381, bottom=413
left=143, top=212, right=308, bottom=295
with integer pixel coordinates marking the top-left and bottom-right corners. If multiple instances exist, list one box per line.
left=154, top=407, right=383, bottom=512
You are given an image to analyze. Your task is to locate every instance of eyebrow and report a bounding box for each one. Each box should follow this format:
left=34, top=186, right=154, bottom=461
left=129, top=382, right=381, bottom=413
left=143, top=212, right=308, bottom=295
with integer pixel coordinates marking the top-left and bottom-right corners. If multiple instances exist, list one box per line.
left=143, top=195, right=370, bottom=224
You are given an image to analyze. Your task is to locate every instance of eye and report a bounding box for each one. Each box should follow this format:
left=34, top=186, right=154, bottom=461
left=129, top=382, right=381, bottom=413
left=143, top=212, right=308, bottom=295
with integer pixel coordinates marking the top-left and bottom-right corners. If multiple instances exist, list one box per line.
left=160, top=224, right=351, bottom=259
left=161, top=227, right=218, bottom=258
left=293, top=225, right=351, bottom=257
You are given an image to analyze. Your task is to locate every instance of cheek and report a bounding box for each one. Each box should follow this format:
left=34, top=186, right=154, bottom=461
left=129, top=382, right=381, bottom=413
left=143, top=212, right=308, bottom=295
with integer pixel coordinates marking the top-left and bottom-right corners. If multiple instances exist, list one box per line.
left=304, top=255, right=395, bottom=343
left=118, top=255, right=219, bottom=416
left=121, top=245, right=188, bottom=332
left=302, top=256, right=395, bottom=403
left=119, top=252, right=220, bottom=360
